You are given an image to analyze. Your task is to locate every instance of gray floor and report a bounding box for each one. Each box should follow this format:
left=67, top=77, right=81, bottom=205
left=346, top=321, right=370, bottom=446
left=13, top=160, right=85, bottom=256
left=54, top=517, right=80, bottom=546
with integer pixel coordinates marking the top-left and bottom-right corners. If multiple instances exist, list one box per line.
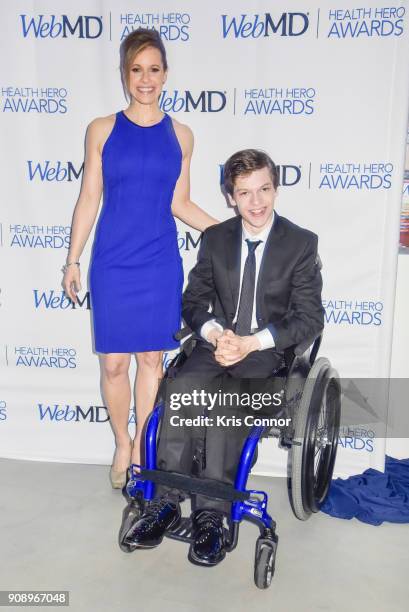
left=1, top=458, right=408, bottom=612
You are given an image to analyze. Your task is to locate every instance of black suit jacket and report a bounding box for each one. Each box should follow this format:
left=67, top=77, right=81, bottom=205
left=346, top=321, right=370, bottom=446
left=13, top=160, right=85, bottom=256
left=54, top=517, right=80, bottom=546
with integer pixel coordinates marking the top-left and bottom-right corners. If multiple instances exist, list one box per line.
left=182, top=213, right=324, bottom=353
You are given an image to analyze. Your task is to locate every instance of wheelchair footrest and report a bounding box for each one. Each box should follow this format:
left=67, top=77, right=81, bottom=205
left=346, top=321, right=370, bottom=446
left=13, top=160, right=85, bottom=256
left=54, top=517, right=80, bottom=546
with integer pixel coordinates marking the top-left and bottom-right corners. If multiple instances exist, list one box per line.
left=141, top=469, right=250, bottom=502
left=166, top=517, right=194, bottom=543
left=166, top=517, right=231, bottom=546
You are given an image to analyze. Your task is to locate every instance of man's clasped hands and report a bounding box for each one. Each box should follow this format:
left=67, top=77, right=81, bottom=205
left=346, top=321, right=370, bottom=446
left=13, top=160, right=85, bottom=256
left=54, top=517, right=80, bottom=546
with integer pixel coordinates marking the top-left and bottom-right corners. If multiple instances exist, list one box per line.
left=207, top=328, right=261, bottom=367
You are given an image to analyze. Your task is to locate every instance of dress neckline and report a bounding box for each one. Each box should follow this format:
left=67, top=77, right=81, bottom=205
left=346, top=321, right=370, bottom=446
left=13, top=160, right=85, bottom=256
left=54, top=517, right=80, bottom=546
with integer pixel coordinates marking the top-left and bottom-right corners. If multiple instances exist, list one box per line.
left=121, top=110, right=167, bottom=128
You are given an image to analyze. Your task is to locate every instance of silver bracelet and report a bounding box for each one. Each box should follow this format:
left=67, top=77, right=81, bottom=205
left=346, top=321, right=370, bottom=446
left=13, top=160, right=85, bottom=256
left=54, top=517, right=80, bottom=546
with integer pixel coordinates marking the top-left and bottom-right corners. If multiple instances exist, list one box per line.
left=62, top=261, right=80, bottom=273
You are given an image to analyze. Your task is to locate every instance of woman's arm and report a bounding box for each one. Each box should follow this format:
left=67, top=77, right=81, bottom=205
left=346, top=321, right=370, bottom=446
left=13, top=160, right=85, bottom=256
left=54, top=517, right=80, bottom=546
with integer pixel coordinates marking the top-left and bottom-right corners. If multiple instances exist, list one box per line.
left=63, top=116, right=112, bottom=302
left=171, top=121, right=219, bottom=232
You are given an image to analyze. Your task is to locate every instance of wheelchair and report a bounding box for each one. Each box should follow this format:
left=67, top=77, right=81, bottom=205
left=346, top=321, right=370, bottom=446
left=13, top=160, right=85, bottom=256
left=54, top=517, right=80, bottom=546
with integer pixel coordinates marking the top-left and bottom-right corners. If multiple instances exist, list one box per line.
left=119, top=328, right=341, bottom=589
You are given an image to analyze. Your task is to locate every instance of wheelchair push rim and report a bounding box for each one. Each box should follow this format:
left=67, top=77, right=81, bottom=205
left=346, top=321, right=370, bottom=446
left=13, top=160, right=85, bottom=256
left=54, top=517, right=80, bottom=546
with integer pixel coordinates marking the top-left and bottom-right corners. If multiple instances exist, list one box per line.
left=289, top=358, right=341, bottom=521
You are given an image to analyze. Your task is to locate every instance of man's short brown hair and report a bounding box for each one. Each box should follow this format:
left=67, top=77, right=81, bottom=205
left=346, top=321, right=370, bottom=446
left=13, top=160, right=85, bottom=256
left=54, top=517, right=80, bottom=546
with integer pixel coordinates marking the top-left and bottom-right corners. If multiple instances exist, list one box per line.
left=223, top=149, right=279, bottom=196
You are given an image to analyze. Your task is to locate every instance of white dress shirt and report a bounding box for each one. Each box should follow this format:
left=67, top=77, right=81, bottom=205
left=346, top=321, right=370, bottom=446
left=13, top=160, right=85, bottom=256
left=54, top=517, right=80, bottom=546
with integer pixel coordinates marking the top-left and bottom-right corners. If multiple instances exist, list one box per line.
left=201, top=213, right=276, bottom=350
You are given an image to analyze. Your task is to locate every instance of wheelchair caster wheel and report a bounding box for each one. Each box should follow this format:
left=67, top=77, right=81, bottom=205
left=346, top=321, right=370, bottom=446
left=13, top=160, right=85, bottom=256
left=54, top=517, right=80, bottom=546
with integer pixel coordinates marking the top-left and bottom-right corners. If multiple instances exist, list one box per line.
left=254, top=534, right=278, bottom=589
left=118, top=496, right=143, bottom=552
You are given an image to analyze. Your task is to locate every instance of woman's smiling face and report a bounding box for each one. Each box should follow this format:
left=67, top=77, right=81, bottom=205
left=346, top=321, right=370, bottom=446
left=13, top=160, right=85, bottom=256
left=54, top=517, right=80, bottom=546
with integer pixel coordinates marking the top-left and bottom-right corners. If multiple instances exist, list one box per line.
left=127, top=46, right=167, bottom=105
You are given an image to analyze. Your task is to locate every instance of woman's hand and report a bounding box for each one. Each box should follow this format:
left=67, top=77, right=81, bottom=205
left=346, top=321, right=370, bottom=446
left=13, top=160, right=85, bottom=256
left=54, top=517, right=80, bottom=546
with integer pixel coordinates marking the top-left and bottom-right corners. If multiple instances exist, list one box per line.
left=62, top=264, right=82, bottom=303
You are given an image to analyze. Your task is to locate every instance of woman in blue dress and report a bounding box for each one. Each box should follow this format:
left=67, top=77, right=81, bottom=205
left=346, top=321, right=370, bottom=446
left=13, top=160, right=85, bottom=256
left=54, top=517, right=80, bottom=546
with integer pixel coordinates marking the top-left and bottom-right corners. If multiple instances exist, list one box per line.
left=62, top=29, right=217, bottom=488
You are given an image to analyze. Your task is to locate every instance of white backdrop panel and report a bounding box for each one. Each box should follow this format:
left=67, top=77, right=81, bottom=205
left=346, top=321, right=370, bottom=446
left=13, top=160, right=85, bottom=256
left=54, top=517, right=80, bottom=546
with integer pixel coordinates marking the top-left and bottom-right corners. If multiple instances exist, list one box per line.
left=1, top=1, right=409, bottom=477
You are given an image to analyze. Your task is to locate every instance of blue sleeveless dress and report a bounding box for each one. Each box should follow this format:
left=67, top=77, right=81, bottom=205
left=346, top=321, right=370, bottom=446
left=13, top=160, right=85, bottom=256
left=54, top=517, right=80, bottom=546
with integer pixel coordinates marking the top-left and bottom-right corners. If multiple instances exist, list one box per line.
left=89, top=111, right=183, bottom=353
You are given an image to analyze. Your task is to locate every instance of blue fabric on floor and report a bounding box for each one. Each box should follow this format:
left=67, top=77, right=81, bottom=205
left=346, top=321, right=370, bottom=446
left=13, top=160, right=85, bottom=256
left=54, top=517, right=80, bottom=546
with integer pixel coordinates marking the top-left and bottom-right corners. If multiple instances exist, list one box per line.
left=321, top=456, right=409, bottom=525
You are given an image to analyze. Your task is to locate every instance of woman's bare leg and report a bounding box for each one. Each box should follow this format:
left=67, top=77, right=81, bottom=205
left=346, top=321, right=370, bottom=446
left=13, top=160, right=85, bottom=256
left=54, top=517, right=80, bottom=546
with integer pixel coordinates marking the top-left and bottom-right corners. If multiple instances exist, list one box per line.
left=131, top=351, right=164, bottom=465
left=100, top=353, right=132, bottom=471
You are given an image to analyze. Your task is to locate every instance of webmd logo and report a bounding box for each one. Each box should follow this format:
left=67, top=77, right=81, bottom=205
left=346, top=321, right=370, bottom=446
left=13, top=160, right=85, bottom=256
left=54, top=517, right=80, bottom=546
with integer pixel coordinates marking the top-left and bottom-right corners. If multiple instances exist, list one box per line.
left=20, top=14, right=103, bottom=38
left=159, top=90, right=226, bottom=113
left=177, top=231, right=201, bottom=251
left=33, top=290, right=91, bottom=310
left=38, top=404, right=109, bottom=422
left=27, top=161, right=83, bottom=182
left=221, top=12, right=310, bottom=38
left=38, top=404, right=138, bottom=424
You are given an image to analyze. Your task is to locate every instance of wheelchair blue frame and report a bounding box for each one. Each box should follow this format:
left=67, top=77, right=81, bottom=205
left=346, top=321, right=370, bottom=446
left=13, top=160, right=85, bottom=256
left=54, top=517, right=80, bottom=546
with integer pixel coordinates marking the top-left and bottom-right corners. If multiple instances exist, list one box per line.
left=119, top=332, right=340, bottom=588
left=126, top=402, right=275, bottom=534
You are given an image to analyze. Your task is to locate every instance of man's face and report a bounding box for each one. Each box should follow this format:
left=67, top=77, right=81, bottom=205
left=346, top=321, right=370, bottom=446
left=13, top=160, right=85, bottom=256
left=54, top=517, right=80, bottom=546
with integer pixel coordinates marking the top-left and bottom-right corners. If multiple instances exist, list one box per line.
left=228, top=167, right=277, bottom=235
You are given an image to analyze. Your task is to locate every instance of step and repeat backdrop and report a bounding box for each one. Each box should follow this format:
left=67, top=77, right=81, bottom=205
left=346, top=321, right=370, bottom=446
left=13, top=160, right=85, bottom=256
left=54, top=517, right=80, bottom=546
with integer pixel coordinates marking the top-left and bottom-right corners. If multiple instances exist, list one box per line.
left=1, top=1, right=409, bottom=477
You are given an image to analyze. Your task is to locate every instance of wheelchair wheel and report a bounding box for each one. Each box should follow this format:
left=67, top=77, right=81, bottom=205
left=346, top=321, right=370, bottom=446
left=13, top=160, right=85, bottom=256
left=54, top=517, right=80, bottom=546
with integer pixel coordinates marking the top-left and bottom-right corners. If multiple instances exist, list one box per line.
left=254, top=536, right=278, bottom=589
left=289, top=357, right=341, bottom=521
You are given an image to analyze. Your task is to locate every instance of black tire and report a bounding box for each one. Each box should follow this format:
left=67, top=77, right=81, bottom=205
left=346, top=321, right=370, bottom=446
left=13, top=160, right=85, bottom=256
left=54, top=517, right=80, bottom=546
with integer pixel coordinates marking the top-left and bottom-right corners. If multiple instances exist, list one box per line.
left=289, top=358, right=340, bottom=520
left=254, top=539, right=277, bottom=589
left=307, top=369, right=340, bottom=512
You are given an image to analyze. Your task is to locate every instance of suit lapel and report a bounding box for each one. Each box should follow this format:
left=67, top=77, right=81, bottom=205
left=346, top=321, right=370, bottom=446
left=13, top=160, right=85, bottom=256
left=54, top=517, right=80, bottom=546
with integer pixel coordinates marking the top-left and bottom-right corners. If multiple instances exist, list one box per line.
left=256, top=213, right=285, bottom=314
left=225, top=216, right=242, bottom=314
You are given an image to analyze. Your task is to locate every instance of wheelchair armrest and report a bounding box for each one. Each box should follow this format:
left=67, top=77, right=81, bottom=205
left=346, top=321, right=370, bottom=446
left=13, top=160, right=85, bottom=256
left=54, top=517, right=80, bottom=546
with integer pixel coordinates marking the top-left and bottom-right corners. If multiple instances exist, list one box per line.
left=294, top=332, right=322, bottom=365
left=285, top=332, right=323, bottom=371
left=172, top=325, right=198, bottom=359
left=174, top=326, right=194, bottom=341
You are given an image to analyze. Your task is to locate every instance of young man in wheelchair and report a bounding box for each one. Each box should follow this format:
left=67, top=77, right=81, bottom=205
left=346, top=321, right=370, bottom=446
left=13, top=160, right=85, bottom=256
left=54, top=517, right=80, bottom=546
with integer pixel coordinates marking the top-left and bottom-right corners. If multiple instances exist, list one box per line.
left=124, top=149, right=325, bottom=566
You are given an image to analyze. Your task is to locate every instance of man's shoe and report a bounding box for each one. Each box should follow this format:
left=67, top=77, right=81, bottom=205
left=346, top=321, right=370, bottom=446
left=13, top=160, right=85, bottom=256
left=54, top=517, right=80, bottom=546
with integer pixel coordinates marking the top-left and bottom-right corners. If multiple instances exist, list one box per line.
left=188, top=510, right=226, bottom=567
left=118, top=495, right=144, bottom=552
left=123, top=496, right=181, bottom=550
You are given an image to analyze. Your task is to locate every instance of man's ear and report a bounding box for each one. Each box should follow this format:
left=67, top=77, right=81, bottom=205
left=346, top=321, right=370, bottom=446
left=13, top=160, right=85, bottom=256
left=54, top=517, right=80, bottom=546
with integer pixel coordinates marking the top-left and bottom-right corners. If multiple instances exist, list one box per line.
left=227, top=193, right=237, bottom=207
